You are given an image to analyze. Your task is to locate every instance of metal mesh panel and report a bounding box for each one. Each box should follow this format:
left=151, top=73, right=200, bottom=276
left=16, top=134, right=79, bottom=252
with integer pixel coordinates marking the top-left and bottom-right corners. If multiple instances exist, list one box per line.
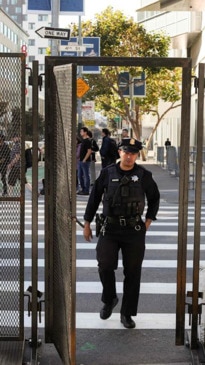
left=45, top=64, right=76, bottom=364
left=0, top=54, right=25, bottom=339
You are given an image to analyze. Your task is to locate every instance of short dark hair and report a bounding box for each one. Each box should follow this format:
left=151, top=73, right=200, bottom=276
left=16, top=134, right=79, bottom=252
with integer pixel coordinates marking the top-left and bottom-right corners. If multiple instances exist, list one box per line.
left=80, top=127, right=89, bottom=134
left=122, top=128, right=128, bottom=133
left=102, top=128, right=110, bottom=136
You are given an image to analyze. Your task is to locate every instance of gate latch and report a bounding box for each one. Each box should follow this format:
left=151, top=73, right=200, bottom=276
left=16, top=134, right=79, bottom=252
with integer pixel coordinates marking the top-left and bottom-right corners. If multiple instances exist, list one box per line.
left=186, top=290, right=204, bottom=325
left=24, top=285, right=45, bottom=323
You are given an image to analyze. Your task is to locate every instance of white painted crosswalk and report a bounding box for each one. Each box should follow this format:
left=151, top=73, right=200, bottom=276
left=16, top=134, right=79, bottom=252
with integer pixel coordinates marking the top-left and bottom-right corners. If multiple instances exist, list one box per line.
left=74, top=200, right=205, bottom=330
left=3, top=199, right=205, bottom=331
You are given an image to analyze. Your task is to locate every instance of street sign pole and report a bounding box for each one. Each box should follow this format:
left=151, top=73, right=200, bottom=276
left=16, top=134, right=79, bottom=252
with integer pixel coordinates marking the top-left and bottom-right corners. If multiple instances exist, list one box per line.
left=51, top=0, right=60, bottom=56
left=77, top=15, right=83, bottom=131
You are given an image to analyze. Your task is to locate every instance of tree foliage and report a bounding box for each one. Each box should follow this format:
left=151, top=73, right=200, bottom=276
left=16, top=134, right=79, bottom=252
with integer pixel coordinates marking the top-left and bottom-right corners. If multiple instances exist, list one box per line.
left=70, top=7, right=182, bottom=153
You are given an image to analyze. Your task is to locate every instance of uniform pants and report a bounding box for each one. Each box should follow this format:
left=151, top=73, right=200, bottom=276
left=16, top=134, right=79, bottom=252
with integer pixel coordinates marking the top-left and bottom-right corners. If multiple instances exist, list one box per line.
left=96, top=224, right=146, bottom=316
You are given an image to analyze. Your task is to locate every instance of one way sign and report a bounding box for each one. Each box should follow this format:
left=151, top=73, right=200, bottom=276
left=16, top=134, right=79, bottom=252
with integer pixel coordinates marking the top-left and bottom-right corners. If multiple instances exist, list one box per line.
left=35, top=27, right=70, bottom=40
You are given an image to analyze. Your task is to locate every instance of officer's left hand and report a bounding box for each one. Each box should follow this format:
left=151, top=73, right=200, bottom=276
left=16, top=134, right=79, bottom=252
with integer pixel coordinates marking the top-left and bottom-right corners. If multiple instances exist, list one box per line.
left=83, top=222, right=93, bottom=242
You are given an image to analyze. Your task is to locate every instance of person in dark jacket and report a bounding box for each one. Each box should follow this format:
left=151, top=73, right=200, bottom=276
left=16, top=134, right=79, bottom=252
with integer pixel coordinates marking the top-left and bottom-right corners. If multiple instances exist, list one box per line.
left=83, top=138, right=160, bottom=329
left=0, top=133, right=10, bottom=196
left=165, top=138, right=171, bottom=149
left=7, top=133, right=21, bottom=195
left=87, top=130, right=99, bottom=185
left=77, top=127, right=92, bottom=195
left=100, top=128, right=118, bottom=168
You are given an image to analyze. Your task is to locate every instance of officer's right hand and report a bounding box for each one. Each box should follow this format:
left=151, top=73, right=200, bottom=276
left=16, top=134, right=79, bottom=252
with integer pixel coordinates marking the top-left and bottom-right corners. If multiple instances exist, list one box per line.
left=83, top=222, right=93, bottom=242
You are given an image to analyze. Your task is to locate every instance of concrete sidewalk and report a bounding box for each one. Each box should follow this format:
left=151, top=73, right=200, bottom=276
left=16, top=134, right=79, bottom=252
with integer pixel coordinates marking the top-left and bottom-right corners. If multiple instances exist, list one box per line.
left=138, top=156, right=205, bottom=205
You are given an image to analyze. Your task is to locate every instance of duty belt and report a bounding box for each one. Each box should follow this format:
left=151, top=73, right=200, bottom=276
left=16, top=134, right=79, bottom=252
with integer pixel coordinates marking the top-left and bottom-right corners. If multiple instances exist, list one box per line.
left=106, top=216, right=142, bottom=228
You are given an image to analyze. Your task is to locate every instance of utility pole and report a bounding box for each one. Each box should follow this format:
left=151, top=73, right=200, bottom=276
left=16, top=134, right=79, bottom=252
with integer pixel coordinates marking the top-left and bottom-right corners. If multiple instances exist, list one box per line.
left=51, top=0, right=60, bottom=55
left=77, top=15, right=83, bottom=130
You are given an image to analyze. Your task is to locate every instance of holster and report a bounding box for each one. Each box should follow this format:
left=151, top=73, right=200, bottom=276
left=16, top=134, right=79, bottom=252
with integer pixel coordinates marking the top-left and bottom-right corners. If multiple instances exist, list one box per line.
left=95, top=213, right=105, bottom=237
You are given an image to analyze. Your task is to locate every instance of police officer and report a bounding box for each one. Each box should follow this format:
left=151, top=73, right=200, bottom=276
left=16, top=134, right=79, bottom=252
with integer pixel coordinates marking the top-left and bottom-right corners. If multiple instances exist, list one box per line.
left=83, top=138, right=160, bottom=329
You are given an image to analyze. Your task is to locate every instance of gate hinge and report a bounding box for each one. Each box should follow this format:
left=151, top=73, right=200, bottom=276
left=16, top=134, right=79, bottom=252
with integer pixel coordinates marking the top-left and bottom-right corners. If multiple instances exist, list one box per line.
left=186, top=302, right=205, bottom=326
left=186, top=290, right=205, bottom=325
left=26, top=67, right=45, bottom=91
left=192, top=76, right=205, bottom=93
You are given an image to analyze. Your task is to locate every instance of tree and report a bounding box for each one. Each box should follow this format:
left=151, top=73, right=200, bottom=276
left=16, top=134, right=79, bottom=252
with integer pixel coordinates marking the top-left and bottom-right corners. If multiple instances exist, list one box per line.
left=71, top=7, right=182, bottom=157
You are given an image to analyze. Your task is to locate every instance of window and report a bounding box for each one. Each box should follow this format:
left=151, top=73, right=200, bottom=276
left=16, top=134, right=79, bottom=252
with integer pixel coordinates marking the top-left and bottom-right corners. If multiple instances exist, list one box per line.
left=15, top=7, right=22, bottom=13
left=38, top=48, right=46, bottom=55
left=38, top=14, right=48, bottom=21
left=39, top=64, right=45, bottom=72
left=29, top=55, right=35, bottom=62
left=3, top=24, right=7, bottom=37
left=11, top=15, right=18, bottom=22
left=28, top=39, right=35, bottom=46
left=28, top=23, right=35, bottom=30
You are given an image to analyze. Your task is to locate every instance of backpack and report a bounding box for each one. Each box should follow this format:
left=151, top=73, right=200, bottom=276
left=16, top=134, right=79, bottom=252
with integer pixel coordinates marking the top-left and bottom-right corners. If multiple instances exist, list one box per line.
left=108, top=138, right=119, bottom=160
left=91, top=138, right=99, bottom=152
left=25, top=148, right=32, bottom=168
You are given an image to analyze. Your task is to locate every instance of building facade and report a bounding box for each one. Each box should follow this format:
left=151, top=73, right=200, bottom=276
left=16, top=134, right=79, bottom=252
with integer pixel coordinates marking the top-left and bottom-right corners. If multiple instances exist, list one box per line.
left=0, top=7, right=28, bottom=52
left=0, top=0, right=52, bottom=115
left=136, top=1, right=205, bottom=151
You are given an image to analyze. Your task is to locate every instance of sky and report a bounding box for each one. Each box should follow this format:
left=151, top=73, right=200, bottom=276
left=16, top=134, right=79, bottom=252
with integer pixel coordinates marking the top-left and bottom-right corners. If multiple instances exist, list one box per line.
left=59, top=0, right=138, bottom=27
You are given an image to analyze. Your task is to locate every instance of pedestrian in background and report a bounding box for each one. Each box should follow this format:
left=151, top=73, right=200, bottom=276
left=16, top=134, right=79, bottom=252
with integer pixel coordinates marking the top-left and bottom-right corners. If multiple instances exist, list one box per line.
left=87, top=130, right=99, bottom=186
left=121, top=128, right=129, bottom=139
left=25, top=142, right=33, bottom=193
left=76, top=135, right=82, bottom=190
left=77, top=127, right=92, bottom=196
left=165, top=138, right=171, bottom=149
left=7, top=132, right=21, bottom=195
left=100, top=128, right=118, bottom=168
left=83, top=138, right=160, bottom=329
left=0, top=133, right=10, bottom=196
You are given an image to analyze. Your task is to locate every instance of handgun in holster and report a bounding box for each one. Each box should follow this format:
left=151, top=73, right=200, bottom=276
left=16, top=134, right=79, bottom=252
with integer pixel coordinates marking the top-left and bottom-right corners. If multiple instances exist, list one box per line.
left=95, top=213, right=105, bottom=237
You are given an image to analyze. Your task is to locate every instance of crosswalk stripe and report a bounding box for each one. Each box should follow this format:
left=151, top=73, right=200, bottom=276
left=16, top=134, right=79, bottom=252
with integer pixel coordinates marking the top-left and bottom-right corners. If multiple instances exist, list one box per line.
left=76, top=243, right=205, bottom=250
left=76, top=282, right=193, bottom=294
left=79, top=222, right=203, bottom=227
left=2, top=282, right=192, bottom=294
left=76, top=259, right=205, bottom=268
left=76, top=313, right=191, bottom=330
left=75, top=231, right=205, bottom=236
left=0, top=312, right=191, bottom=330
left=2, top=259, right=205, bottom=268
left=3, top=242, right=205, bottom=250
left=3, top=229, right=204, bottom=236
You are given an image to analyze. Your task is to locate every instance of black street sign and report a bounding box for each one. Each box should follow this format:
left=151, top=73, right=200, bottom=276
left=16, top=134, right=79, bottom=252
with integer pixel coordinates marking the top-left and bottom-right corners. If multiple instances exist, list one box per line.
left=35, top=27, right=70, bottom=40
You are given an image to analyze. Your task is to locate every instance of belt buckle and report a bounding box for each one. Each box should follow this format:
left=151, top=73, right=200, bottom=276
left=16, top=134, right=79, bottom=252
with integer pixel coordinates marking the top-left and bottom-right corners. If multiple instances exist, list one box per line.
left=119, top=217, right=126, bottom=226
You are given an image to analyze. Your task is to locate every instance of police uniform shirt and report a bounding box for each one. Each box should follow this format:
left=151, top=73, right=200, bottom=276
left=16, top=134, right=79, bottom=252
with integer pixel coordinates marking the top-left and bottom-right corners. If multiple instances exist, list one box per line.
left=84, top=162, right=160, bottom=223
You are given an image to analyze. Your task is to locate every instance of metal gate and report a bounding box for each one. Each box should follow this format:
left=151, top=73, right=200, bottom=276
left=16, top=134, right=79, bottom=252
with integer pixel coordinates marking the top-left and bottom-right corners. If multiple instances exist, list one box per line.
left=44, top=62, right=77, bottom=365
left=1, top=54, right=204, bottom=364
left=44, top=56, right=193, bottom=364
left=0, top=53, right=25, bottom=357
